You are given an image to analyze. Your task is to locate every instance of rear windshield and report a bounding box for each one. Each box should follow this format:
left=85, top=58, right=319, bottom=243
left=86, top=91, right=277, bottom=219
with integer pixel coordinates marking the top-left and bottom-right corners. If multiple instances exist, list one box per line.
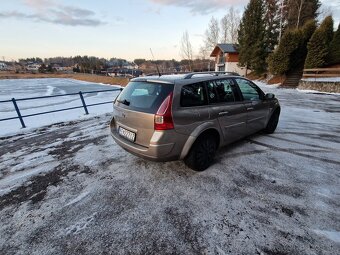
left=115, top=81, right=174, bottom=113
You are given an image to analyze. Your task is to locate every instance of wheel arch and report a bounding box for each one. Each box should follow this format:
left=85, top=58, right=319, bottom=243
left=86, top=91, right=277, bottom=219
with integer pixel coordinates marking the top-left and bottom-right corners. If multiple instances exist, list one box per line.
left=265, top=104, right=281, bottom=124
left=179, top=123, right=221, bottom=159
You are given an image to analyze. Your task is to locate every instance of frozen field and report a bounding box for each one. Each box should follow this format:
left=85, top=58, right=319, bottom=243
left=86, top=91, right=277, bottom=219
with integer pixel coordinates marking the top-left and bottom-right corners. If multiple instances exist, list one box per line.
left=0, top=82, right=339, bottom=254
left=0, top=78, right=120, bottom=136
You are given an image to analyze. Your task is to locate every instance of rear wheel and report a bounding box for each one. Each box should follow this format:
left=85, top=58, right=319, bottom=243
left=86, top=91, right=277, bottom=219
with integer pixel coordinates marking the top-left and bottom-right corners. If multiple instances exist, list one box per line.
left=184, top=135, right=217, bottom=171
left=264, top=110, right=280, bottom=134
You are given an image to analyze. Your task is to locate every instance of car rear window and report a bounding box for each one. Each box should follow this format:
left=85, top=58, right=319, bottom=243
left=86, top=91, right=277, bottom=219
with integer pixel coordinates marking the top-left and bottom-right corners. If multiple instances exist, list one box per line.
left=115, top=81, right=174, bottom=113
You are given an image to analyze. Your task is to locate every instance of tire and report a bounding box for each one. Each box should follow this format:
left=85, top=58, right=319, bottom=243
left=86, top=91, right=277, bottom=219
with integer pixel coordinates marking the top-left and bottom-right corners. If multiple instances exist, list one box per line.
left=184, top=135, right=217, bottom=171
left=264, top=110, right=280, bottom=134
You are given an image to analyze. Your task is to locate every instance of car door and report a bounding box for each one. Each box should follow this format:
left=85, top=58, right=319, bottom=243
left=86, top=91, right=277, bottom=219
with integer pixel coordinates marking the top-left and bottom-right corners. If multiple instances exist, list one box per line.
left=207, top=79, right=248, bottom=145
left=234, top=78, right=270, bottom=134
left=172, top=82, right=210, bottom=136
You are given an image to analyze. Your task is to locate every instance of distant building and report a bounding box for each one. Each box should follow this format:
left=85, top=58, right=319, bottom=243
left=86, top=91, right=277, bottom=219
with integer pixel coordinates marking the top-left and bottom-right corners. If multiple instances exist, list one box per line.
left=26, top=63, right=41, bottom=72
left=51, top=63, right=66, bottom=71
left=210, top=44, right=246, bottom=76
left=108, top=59, right=138, bottom=69
left=107, top=67, right=143, bottom=77
left=0, top=62, right=7, bottom=70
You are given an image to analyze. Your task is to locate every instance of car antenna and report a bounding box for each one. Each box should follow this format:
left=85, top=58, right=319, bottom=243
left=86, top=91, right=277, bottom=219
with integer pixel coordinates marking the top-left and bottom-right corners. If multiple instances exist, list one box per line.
left=150, top=48, right=161, bottom=77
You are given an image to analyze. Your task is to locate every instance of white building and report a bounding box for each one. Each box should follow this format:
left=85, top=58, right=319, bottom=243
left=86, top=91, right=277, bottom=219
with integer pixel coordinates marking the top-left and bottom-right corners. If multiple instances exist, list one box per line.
left=0, top=62, right=7, bottom=70
left=210, top=44, right=247, bottom=76
left=26, top=64, right=41, bottom=71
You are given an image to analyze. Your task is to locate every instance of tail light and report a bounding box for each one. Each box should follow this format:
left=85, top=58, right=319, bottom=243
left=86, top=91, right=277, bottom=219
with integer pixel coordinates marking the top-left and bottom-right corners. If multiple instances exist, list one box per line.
left=154, top=92, right=174, bottom=130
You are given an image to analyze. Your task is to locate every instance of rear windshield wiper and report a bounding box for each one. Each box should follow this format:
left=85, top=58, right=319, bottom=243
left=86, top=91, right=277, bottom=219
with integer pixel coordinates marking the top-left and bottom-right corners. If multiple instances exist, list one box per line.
left=117, top=99, right=130, bottom=106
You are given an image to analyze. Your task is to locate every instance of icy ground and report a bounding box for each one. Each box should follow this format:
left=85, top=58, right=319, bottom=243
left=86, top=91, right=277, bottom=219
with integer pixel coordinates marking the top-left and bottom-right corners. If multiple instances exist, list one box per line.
left=0, top=84, right=340, bottom=254
left=0, top=78, right=120, bottom=136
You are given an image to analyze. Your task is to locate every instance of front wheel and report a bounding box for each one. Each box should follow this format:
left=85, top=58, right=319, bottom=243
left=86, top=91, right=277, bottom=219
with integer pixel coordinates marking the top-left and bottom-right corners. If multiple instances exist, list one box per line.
left=264, top=110, right=280, bottom=134
left=184, top=135, right=217, bottom=171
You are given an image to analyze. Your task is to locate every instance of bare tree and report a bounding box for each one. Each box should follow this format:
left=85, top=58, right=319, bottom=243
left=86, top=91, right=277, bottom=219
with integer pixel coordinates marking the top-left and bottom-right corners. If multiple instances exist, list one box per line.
left=296, top=0, right=305, bottom=28
left=287, top=0, right=320, bottom=29
left=220, top=14, right=229, bottom=43
left=203, top=17, right=220, bottom=51
left=180, top=30, right=193, bottom=71
left=229, top=8, right=241, bottom=43
left=220, top=7, right=241, bottom=44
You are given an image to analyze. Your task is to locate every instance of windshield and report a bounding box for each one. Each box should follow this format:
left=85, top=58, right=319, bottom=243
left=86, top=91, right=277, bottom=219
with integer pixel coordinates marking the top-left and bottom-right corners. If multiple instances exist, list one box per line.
left=115, top=81, right=174, bottom=113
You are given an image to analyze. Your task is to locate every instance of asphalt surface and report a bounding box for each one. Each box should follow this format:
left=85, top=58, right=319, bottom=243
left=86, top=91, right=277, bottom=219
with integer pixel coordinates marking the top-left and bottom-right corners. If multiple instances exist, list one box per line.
left=0, top=86, right=339, bottom=255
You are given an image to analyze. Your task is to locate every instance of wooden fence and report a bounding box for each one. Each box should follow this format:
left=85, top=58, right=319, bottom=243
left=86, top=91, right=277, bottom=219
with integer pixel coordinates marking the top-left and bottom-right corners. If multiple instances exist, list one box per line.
left=303, top=68, right=340, bottom=78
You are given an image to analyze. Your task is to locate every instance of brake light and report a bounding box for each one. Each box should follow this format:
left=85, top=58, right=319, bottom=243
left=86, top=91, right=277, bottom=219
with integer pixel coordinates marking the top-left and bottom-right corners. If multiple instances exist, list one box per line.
left=154, top=92, right=174, bottom=130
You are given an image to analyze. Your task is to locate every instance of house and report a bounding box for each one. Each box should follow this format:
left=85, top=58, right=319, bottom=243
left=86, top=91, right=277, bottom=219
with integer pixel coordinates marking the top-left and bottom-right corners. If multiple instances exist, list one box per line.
left=107, top=67, right=143, bottom=77
left=210, top=43, right=246, bottom=76
left=51, top=63, right=66, bottom=71
left=0, top=62, right=7, bottom=70
left=26, top=63, right=41, bottom=72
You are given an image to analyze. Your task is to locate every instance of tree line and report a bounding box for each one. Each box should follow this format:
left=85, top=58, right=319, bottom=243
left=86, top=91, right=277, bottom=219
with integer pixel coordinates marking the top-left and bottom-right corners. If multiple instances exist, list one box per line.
left=180, top=0, right=340, bottom=75
left=238, top=0, right=339, bottom=75
left=17, top=56, right=134, bottom=73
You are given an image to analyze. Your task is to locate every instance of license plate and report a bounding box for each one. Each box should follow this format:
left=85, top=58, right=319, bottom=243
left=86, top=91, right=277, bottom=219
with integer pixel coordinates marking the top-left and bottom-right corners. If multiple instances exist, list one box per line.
left=118, top=127, right=136, bottom=142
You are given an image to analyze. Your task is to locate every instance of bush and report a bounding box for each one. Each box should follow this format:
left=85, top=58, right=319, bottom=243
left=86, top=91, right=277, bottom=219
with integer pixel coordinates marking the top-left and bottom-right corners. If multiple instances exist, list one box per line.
left=268, top=20, right=316, bottom=75
left=327, top=24, right=340, bottom=65
left=305, top=16, right=334, bottom=68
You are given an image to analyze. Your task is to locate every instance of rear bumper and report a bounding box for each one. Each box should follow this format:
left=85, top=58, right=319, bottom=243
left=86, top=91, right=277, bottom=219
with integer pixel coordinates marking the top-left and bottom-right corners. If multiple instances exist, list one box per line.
left=110, top=118, right=180, bottom=162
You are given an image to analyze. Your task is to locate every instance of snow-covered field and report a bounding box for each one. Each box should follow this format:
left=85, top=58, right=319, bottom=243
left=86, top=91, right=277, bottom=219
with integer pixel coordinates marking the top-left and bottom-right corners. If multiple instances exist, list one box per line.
left=0, top=78, right=120, bottom=136
left=0, top=82, right=340, bottom=254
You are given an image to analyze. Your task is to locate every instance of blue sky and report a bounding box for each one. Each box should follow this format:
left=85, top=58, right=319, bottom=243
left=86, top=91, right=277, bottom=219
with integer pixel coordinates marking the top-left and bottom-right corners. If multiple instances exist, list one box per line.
left=0, top=0, right=339, bottom=61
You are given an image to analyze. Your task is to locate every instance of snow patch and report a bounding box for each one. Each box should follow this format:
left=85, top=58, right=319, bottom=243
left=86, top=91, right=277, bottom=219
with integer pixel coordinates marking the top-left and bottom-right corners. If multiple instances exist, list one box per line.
left=65, top=190, right=90, bottom=207
left=45, top=85, right=55, bottom=96
left=301, top=77, right=340, bottom=82
left=59, top=212, right=97, bottom=236
left=296, top=88, right=340, bottom=95
left=0, top=161, right=59, bottom=195
left=313, top=230, right=340, bottom=243
left=0, top=78, right=120, bottom=137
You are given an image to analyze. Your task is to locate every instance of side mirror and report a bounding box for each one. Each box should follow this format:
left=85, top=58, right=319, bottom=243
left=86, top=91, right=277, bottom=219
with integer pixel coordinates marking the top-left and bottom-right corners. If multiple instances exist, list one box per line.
left=265, top=93, right=275, bottom=100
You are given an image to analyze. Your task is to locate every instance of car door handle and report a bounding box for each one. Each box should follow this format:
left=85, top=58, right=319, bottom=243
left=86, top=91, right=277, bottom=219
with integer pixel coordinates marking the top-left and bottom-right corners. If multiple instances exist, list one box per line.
left=219, top=111, right=229, bottom=116
left=247, top=107, right=254, bottom=111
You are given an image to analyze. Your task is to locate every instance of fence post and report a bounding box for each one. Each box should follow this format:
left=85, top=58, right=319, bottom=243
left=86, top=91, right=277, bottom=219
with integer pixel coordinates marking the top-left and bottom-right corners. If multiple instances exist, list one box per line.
left=79, top=91, right=89, bottom=115
left=12, top=98, right=26, bottom=128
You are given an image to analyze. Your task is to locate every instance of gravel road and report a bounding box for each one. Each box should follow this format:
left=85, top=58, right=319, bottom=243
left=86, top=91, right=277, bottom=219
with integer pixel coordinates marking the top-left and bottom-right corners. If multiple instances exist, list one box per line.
left=0, top=86, right=339, bottom=255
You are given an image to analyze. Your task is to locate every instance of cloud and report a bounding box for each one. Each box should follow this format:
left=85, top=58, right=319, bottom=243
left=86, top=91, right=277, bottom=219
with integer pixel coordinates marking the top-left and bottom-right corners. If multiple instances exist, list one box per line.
left=149, top=0, right=247, bottom=14
left=319, top=0, right=340, bottom=26
left=145, top=7, right=161, bottom=15
left=23, top=0, right=54, bottom=7
left=0, top=0, right=106, bottom=27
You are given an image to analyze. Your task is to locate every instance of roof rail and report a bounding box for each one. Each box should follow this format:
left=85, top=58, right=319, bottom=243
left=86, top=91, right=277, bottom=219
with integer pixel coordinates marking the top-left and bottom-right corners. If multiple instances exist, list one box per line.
left=183, top=71, right=240, bottom=79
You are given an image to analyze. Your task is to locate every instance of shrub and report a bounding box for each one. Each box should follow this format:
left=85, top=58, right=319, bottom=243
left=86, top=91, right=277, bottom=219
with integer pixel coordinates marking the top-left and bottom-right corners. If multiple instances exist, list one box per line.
left=305, top=16, right=334, bottom=68
left=327, top=24, right=340, bottom=65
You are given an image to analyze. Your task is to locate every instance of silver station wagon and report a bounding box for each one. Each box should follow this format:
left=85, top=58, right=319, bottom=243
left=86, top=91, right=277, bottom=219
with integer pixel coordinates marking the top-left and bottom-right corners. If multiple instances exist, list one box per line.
left=110, top=72, right=280, bottom=171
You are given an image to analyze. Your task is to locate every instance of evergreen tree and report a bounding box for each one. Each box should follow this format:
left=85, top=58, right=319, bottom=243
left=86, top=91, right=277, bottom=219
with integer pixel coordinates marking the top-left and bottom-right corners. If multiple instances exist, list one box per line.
left=327, top=24, right=340, bottom=65
left=268, top=29, right=298, bottom=75
left=305, top=16, right=334, bottom=68
left=238, top=0, right=267, bottom=75
left=291, top=20, right=316, bottom=70
left=287, top=0, right=321, bottom=29
left=268, top=20, right=316, bottom=74
left=264, top=0, right=281, bottom=51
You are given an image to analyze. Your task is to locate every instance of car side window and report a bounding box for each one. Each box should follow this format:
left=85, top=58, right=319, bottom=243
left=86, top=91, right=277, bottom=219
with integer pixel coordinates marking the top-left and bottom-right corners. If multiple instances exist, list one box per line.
left=215, top=79, right=236, bottom=103
left=207, top=81, right=218, bottom=104
left=235, top=78, right=261, bottom=101
left=180, top=82, right=207, bottom=107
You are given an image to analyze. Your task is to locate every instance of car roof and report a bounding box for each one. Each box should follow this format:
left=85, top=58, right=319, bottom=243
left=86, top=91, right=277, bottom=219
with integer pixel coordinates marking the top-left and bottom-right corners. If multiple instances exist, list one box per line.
left=131, top=72, right=242, bottom=85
